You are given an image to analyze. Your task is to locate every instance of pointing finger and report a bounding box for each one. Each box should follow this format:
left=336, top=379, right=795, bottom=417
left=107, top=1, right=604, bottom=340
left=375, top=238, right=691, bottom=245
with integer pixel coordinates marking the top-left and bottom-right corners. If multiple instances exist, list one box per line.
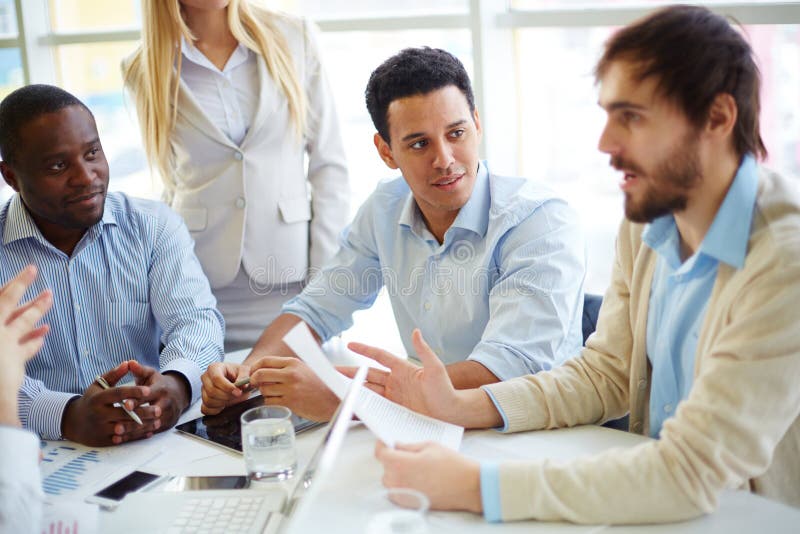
left=347, top=342, right=404, bottom=370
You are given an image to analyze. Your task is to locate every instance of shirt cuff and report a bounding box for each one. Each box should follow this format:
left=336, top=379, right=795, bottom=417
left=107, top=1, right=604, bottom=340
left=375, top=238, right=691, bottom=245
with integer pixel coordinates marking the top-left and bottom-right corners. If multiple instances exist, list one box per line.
left=0, top=426, right=41, bottom=480
left=480, top=387, right=510, bottom=432
left=480, top=462, right=503, bottom=523
left=28, top=391, right=80, bottom=440
left=161, top=358, right=203, bottom=404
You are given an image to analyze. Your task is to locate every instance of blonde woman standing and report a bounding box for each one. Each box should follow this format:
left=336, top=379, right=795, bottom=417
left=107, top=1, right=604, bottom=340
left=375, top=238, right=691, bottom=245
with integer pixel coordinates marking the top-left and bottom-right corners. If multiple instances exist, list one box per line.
left=124, top=0, right=349, bottom=351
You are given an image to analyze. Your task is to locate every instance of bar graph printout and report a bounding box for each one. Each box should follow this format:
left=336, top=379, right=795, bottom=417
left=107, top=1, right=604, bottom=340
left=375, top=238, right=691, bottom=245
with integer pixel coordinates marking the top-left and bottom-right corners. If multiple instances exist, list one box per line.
left=41, top=500, right=99, bottom=534
left=40, top=440, right=158, bottom=500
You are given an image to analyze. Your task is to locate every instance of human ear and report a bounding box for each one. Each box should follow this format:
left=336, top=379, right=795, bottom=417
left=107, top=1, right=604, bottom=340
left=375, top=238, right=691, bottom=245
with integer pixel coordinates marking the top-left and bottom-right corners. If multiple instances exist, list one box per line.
left=706, top=93, right=737, bottom=138
left=373, top=133, right=399, bottom=170
left=472, top=108, right=482, bottom=138
left=0, top=161, right=20, bottom=192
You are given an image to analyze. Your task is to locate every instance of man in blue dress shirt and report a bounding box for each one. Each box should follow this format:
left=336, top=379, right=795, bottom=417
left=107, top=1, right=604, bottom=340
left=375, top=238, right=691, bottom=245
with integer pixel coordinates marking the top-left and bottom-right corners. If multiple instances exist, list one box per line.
left=0, top=85, right=225, bottom=446
left=202, top=47, right=586, bottom=421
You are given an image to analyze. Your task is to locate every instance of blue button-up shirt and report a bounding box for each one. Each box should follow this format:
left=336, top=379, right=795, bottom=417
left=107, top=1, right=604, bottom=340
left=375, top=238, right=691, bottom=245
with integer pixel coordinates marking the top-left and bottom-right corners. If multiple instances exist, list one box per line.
left=283, top=162, right=586, bottom=378
left=1, top=193, right=225, bottom=439
left=643, top=155, right=758, bottom=438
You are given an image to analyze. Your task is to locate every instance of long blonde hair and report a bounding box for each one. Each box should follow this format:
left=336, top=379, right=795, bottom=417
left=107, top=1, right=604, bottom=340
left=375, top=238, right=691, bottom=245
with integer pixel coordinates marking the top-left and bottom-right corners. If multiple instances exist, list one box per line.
left=123, top=0, right=307, bottom=187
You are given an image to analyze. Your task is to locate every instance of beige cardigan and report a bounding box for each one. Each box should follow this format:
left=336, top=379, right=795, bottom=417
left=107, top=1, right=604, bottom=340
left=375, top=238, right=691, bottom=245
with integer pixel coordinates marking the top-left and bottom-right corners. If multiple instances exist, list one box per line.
left=483, top=166, right=800, bottom=524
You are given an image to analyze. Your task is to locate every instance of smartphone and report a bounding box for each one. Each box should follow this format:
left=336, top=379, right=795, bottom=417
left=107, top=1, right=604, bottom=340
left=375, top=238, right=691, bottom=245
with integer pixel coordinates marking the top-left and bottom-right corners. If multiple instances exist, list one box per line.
left=159, top=475, right=249, bottom=492
left=85, top=470, right=162, bottom=509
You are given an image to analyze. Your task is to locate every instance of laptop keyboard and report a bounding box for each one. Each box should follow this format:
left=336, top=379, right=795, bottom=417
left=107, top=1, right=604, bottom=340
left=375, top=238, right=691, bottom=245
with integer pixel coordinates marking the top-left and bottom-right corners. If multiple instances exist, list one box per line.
left=167, top=495, right=268, bottom=534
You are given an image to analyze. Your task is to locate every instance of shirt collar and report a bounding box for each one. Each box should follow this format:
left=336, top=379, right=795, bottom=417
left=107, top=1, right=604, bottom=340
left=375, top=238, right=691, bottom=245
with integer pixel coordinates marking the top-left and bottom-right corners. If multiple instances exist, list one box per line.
left=397, top=161, right=490, bottom=239
left=642, top=154, right=758, bottom=270
left=3, top=194, right=42, bottom=245
left=449, top=161, right=490, bottom=238
left=697, top=154, right=758, bottom=269
left=181, top=37, right=250, bottom=74
left=3, top=193, right=117, bottom=247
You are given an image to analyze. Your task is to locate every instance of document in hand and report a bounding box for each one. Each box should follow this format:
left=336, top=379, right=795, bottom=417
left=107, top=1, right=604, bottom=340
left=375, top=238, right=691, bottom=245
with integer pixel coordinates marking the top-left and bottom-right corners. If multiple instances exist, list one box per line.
left=283, top=323, right=464, bottom=450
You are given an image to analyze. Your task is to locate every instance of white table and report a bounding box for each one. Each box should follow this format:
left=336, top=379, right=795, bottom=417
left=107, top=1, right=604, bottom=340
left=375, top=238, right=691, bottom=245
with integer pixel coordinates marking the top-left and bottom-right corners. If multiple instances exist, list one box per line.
left=92, top=410, right=800, bottom=533
left=85, top=346, right=800, bottom=532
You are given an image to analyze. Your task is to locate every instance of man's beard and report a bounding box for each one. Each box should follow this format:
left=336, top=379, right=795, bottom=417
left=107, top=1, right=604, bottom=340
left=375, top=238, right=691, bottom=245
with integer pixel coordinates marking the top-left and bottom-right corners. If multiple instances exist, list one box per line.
left=614, top=132, right=702, bottom=223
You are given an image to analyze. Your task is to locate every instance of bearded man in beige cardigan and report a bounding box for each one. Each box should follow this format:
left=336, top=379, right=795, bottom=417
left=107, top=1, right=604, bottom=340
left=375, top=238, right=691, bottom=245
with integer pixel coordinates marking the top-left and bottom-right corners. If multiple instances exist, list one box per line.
left=346, top=4, right=800, bottom=525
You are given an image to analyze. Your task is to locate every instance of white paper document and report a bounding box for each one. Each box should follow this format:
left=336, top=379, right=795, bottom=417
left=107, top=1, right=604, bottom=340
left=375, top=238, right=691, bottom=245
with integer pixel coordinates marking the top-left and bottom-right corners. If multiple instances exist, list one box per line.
left=40, top=439, right=161, bottom=501
left=283, top=323, right=464, bottom=450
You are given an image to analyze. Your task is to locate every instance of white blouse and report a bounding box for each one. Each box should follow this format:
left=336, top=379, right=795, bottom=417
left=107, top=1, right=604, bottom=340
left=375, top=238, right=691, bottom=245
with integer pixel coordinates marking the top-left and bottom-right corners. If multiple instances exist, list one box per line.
left=180, top=38, right=258, bottom=146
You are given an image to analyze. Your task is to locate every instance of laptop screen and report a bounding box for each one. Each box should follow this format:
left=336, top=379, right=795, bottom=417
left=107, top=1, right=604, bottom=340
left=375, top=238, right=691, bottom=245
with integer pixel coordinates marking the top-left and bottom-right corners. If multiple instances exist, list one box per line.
left=278, top=366, right=367, bottom=531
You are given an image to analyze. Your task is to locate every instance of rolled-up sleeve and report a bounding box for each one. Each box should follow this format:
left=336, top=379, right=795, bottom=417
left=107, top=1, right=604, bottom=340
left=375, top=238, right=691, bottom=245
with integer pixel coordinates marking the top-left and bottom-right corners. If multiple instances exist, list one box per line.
left=468, top=198, right=585, bottom=379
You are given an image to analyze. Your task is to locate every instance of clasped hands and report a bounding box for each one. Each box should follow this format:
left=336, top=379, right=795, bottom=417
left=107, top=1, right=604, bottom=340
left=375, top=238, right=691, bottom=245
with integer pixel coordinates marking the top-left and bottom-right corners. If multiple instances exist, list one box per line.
left=62, top=360, right=190, bottom=446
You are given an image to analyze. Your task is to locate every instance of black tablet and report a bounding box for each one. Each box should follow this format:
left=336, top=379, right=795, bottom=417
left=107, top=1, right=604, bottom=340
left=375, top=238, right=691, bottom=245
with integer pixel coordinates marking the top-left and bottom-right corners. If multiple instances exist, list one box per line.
left=175, top=395, right=324, bottom=453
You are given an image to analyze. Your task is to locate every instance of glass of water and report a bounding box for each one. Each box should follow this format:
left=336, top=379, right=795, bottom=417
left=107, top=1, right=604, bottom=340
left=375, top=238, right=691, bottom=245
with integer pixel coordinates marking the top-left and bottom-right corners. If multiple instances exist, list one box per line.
left=363, top=488, right=429, bottom=534
left=240, top=405, right=297, bottom=482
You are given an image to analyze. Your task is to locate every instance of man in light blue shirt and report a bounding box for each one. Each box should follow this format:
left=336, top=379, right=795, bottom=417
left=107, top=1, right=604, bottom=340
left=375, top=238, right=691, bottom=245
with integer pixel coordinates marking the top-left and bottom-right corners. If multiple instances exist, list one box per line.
left=201, top=47, right=585, bottom=421
left=0, top=85, right=224, bottom=445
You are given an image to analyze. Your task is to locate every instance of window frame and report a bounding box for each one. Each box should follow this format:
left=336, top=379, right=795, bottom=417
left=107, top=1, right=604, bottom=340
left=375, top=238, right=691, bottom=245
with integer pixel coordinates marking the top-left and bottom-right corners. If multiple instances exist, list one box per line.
left=3, top=0, right=799, bottom=175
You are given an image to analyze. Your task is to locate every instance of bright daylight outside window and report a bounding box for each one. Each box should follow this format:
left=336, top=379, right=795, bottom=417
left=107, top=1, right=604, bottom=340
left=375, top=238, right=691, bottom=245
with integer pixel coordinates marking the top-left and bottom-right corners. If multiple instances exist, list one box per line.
left=0, top=0, right=21, bottom=204
left=0, top=0, right=797, bottom=347
left=512, top=0, right=800, bottom=293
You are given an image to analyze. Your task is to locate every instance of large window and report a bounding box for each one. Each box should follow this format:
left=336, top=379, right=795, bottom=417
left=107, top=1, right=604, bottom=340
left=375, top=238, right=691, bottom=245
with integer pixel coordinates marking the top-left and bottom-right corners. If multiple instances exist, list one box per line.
left=515, top=21, right=800, bottom=292
left=49, top=0, right=141, bottom=31
left=275, top=0, right=468, bottom=17
left=1, top=1, right=798, bottom=349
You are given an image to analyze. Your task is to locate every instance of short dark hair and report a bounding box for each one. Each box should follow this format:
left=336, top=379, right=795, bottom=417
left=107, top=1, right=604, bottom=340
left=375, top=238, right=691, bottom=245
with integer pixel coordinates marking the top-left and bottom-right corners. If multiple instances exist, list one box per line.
left=0, top=84, right=92, bottom=164
left=595, top=5, right=766, bottom=160
left=365, top=47, right=475, bottom=144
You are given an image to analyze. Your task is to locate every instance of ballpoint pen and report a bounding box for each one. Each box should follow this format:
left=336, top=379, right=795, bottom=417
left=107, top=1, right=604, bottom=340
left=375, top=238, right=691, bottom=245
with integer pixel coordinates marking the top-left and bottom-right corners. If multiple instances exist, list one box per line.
left=234, top=377, right=251, bottom=388
left=95, top=375, right=144, bottom=425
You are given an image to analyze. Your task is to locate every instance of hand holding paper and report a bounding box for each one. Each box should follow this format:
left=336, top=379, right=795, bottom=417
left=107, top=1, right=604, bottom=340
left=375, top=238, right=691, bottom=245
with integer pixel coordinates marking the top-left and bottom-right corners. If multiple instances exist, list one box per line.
left=346, top=329, right=467, bottom=422
left=282, top=323, right=464, bottom=450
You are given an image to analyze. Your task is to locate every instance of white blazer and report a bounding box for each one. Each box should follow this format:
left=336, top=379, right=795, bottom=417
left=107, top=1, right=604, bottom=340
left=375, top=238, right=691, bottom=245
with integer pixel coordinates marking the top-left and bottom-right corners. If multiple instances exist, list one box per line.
left=148, top=16, right=349, bottom=289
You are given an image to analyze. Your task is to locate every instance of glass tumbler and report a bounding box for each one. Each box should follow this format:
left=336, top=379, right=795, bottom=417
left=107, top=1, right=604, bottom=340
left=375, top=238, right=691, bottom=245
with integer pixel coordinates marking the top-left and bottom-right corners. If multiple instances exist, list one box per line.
left=240, top=405, right=297, bottom=481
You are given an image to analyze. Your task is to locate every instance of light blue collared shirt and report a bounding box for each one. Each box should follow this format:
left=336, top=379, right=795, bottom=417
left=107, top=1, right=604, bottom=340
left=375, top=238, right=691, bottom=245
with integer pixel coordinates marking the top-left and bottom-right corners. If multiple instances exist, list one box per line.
left=283, top=162, right=586, bottom=378
left=644, top=155, right=758, bottom=438
left=2, top=193, right=225, bottom=439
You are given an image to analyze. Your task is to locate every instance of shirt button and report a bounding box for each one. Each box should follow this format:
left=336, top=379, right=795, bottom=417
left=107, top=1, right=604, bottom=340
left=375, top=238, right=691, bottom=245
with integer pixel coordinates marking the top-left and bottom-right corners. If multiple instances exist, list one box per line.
left=637, top=379, right=647, bottom=390
left=235, top=197, right=246, bottom=209
left=83, top=349, right=89, bottom=357
left=632, top=421, right=643, bottom=433
left=664, top=404, right=673, bottom=413
left=75, top=304, right=81, bottom=312
left=424, top=301, right=432, bottom=311
left=233, top=152, right=243, bottom=161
